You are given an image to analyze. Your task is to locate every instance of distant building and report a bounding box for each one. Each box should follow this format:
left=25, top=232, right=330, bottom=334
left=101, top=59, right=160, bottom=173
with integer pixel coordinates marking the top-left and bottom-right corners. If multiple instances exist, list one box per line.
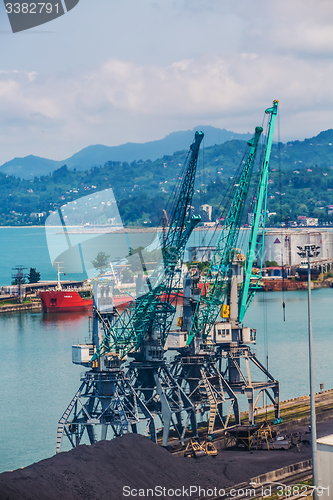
left=200, top=204, right=212, bottom=222
left=306, top=217, right=318, bottom=226
left=297, top=216, right=318, bottom=226
left=248, top=212, right=264, bottom=226
left=326, top=205, right=333, bottom=215
left=297, top=215, right=307, bottom=226
left=248, top=213, right=254, bottom=225
left=257, top=229, right=333, bottom=267
left=30, top=212, right=46, bottom=219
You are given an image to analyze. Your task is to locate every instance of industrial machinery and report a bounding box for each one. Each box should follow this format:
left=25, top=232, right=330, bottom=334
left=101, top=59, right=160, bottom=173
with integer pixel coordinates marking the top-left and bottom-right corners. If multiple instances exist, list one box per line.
left=56, top=280, right=156, bottom=453
left=215, top=101, right=280, bottom=426
left=57, top=102, right=280, bottom=452
left=170, top=101, right=280, bottom=432
left=56, top=132, right=204, bottom=452
left=169, top=125, right=263, bottom=433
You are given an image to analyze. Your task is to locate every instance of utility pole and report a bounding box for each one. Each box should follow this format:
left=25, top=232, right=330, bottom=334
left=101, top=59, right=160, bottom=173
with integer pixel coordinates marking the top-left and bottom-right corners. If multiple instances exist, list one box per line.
left=297, top=244, right=320, bottom=498
left=12, top=266, right=27, bottom=304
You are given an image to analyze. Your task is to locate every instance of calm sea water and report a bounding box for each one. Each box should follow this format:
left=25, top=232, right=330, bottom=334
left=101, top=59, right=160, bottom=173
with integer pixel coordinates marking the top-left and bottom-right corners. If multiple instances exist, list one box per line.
left=0, top=228, right=332, bottom=473
left=0, top=227, right=58, bottom=286
left=0, top=226, right=224, bottom=286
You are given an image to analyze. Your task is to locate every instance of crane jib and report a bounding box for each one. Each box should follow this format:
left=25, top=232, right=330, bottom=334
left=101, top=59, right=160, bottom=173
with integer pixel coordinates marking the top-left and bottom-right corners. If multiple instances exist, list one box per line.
left=185, top=100, right=280, bottom=346
left=91, top=131, right=204, bottom=361
left=238, top=100, right=278, bottom=323
left=186, top=124, right=264, bottom=346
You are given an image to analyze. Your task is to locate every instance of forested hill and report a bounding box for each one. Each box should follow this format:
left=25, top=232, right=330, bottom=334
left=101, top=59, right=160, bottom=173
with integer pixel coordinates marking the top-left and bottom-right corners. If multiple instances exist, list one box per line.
left=2, top=129, right=333, bottom=227
left=0, top=126, right=252, bottom=179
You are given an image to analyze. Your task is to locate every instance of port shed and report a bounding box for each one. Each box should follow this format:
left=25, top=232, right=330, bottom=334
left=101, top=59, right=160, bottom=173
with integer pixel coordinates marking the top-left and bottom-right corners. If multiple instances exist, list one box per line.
left=317, top=434, right=333, bottom=497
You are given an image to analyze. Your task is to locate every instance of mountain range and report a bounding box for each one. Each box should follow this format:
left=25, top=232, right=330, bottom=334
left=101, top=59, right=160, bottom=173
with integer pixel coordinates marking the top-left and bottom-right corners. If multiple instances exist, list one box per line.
left=0, top=126, right=252, bottom=180
left=1, top=125, right=333, bottom=227
left=2, top=125, right=333, bottom=183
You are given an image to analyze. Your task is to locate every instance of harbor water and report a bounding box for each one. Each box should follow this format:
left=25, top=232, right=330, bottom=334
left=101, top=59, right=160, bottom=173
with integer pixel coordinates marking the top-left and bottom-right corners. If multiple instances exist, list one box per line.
left=0, top=227, right=333, bottom=473
left=0, top=226, right=225, bottom=286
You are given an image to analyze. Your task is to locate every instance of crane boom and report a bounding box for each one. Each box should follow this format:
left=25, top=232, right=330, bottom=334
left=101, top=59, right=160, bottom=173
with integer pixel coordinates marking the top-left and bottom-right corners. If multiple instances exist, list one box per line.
left=238, top=100, right=278, bottom=322
left=91, top=131, right=204, bottom=361
left=186, top=125, right=263, bottom=346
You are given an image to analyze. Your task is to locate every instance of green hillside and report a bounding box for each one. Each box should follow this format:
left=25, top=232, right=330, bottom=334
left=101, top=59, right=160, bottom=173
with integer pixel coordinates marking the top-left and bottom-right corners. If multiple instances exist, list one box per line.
left=2, top=130, right=333, bottom=227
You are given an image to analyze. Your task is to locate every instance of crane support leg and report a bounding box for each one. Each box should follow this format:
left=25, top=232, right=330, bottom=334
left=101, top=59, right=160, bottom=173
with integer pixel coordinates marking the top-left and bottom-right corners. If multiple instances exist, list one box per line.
left=171, top=353, right=239, bottom=434
left=127, top=359, right=197, bottom=447
left=217, top=346, right=280, bottom=426
left=56, top=369, right=155, bottom=453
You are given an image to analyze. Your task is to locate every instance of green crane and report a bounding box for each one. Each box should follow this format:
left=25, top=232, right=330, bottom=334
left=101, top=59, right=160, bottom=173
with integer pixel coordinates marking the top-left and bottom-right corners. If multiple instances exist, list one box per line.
left=186, top=100, right=278, bottom=346
left=185, top=126, right=263, bottom=346
left=238, top=100, right=278, bottom=321
left=91, top=131, right=204, bottom=361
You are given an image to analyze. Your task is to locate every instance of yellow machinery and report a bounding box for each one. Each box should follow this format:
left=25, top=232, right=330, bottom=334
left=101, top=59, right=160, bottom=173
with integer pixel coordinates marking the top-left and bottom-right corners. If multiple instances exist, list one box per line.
left=184, top=439, right=218, bottom=458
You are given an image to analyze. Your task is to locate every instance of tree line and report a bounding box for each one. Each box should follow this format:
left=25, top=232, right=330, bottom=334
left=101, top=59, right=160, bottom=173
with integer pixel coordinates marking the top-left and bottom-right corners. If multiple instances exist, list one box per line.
left=1, top=132, right=333, bottom=227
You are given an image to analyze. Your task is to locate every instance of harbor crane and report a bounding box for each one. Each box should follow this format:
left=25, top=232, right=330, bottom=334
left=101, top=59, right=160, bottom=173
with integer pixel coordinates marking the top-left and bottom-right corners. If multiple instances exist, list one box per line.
left=216, top=101, right=280, bottom=426
left=56, top=132, right=204, bottom=451
left=168, top=124, right=263, bottom=432
left=170, top=101, right=280, bottom=432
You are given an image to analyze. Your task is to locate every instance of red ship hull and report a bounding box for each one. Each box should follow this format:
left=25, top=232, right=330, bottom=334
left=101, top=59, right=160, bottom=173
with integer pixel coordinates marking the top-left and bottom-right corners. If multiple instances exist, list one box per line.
left=38, top=282, right=207, bottom=313
left=112, top=284, right=208, bottom=311
left=38, top=290, right=93, bottom=313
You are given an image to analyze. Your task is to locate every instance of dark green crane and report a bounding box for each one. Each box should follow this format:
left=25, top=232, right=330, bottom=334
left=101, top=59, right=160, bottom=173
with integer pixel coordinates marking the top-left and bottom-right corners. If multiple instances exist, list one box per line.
left=91, top=131, right=204, bottom=362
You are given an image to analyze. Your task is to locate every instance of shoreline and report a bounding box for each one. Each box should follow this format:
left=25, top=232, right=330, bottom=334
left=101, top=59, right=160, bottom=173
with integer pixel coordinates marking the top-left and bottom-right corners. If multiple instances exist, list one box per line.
left=0, top=279, right=331, bottom=315
left=0, top=302, right=42, bottom=314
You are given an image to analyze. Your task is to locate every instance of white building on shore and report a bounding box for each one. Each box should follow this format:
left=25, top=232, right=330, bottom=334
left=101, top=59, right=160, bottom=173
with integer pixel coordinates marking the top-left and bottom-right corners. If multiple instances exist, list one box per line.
left=256, top=229, right=333, bottom=267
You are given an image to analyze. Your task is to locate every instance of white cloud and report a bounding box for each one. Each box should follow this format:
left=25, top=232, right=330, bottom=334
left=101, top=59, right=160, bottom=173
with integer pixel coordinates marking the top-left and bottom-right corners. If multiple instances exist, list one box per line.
left=1, top=0, right=333, bottom=163
left=1, top=49, right=333, bottom=163
left=242, top=0, right=333, bottom=57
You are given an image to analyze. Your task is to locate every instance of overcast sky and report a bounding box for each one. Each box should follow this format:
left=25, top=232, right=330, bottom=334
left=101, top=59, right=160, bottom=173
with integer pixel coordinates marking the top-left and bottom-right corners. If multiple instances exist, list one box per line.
left=0, top=0, right=333, bottom=164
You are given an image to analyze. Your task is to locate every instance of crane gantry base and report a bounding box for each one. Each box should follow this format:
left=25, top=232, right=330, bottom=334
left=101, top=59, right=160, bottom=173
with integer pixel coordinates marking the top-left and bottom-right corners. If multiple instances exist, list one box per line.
left=170, top=352, right=240, bottom=435
left=126, top=358, right=198, bottom=446
left=56, top=369, right=156, bottom=453
left=217, top=344, right=280, bottom=425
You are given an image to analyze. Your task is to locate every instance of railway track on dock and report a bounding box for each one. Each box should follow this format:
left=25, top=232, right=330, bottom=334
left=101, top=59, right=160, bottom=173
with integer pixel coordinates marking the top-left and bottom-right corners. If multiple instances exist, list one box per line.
left=195, top=464, right=314, bottom=500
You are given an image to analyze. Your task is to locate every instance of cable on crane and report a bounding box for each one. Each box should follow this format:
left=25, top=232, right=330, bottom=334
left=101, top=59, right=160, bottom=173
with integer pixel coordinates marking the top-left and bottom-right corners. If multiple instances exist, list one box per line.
left=197, top=144, right=256, bottom=263
left=262, top=288, right=269, bottom=420
left=277, top=109, right=286, bottom=321
left=236, top=110, right=272, bottom=278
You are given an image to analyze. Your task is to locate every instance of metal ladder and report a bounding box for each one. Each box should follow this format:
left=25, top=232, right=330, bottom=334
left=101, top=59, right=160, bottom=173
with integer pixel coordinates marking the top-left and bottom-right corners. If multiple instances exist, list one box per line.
left=115, top=391, right=129, bottom=434
left=56, top=381, right=85, bottom=453
left=200, top=369, right=217, bottom=435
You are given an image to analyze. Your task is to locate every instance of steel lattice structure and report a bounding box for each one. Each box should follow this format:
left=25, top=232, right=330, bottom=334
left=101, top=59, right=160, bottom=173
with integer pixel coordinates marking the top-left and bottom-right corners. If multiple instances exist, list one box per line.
left=91, top=131, right=204, bottom=361
left=57, top=132, right=205, bottom=452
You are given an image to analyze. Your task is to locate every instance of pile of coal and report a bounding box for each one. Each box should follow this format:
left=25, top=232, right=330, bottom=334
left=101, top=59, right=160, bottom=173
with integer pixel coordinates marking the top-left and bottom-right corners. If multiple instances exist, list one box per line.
left=0, top=433, right=311, bottom=500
